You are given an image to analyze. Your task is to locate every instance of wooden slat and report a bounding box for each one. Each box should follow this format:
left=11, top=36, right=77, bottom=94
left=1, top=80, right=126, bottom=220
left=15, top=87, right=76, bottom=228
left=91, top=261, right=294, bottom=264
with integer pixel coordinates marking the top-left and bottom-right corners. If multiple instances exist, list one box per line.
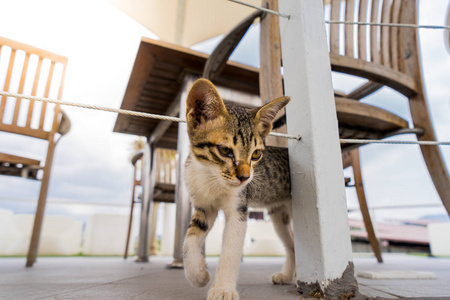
left=447, top=7, right=450, bottom=52
left=26, top=57, right=43, bottom=127
left=143, top=83, right=178, bottom=98
left=349, top=148, right=383, bottom=263
left=345, top=0, right=355, bottom=57
left=358, top=0, right=369, bottom=60
left=57, top=62, right=67, bottom=100
left=155, top=182, right=176, bottom=193
left=330, top=53, right=417, bottom=96
left=346, top=81, right=383, bottom=99
left=259, top=0, right=283, bottom=104
left=141, top=89, right=175, bottom=101
left=0, top=49, right=16, bottom=123
left=12, top=54, right=30, bottom=125
left=0, top=123, right=50, bottom=139
left=202, top=9, right=262, bottom=80
left=39, top=61, right=55, bottom=130
left=148, top=68, right=179, bottom=81
left=53, top=62, right=67, bottom=132
left=390, top=0, right=402, bottom=71
left=0, top=152, right=40, bottom=166
left=0, top=36, right=67, bottom=64
left=153, top=60, right=183, bottom=74
left=330, top=0, right=341, bottom=54
left=380, top=0, right=392, bottom=67
left=370, top=0, right=381, bottom=64
left=260, top=0, right=286, bottom=148
left=336, top=96, right=409, bottom=131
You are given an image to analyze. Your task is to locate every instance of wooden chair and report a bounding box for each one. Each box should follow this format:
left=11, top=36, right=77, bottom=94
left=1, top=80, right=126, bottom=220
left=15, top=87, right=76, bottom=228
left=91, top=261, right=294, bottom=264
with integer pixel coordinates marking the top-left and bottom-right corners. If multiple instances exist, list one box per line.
left=203, top=0, right=450, bottom=263
left=124, top=145, right=177, bottom=260
left=0, top=37, right=69, bottom=267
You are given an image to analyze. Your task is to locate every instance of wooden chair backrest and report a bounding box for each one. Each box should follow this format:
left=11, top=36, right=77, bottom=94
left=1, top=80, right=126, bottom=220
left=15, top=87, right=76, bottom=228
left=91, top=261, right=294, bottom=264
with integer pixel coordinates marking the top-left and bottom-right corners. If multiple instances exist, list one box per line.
left=0, top=37, right=68, bottom=141
left=155, top=149, right=177, bottom=185
left=325, top=0, right=410, bottom=69
left=322, top=0, right=421, bottom=97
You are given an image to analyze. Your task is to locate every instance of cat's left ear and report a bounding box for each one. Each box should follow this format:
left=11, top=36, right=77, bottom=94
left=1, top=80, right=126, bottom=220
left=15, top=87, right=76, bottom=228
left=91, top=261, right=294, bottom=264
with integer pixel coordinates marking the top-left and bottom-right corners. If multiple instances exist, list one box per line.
left=254, top=96, right=290, bottom=137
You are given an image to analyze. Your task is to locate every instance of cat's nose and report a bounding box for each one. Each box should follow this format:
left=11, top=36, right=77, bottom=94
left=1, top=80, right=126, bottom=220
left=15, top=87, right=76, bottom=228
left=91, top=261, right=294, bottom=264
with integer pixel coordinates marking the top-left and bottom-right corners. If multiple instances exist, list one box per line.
left=236, top=161, right=250, bottom=183
left=237, top=175, right=250, bottom=183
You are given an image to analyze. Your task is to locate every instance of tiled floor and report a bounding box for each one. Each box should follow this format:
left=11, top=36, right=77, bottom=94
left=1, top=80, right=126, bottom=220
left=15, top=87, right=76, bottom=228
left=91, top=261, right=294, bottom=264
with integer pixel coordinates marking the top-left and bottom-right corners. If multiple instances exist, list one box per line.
left=1, top=254, right=449, bottom=299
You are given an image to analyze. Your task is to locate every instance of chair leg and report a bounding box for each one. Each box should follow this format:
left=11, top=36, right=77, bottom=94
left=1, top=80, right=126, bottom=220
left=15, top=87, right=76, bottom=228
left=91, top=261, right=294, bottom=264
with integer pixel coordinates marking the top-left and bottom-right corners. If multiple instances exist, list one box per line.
left=136, top=144, right=155, bottom=262
left=149, top=202, right=160, bottom=256
left=350, top=149, right=383, bottom=263
left=26, top=139, right=57, bottom=267
left=124, top=184, right=137, bottom=259
left=409, top=94, right=450, bottom=216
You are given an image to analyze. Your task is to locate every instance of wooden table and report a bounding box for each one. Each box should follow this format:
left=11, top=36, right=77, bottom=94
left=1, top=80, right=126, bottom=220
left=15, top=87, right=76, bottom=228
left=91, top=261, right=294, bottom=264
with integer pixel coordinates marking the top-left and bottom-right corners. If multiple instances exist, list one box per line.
left=113, top=37, right=260, bottom=149
left=113, top=38, right=261, bottom=264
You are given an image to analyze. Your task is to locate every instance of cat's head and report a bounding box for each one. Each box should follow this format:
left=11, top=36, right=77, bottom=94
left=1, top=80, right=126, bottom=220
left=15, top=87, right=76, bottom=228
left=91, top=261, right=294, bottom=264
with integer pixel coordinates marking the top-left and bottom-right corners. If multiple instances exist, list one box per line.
left=186, top=78, right=290, bottom=188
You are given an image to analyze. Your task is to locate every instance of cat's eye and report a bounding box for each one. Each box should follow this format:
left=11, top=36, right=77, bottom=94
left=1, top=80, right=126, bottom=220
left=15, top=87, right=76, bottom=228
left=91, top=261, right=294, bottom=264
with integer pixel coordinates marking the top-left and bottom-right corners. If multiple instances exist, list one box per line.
left=217, top=146, right=234, bottom=158
left=251, top=150, right=262, bottom=161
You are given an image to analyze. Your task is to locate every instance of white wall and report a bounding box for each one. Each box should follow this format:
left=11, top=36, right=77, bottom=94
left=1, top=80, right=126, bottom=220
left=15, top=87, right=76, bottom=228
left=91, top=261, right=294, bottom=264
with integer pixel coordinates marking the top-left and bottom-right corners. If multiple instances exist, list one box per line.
left=428, top=222, right=450, bottom=257
left=0, top=210, right=83, bottom=256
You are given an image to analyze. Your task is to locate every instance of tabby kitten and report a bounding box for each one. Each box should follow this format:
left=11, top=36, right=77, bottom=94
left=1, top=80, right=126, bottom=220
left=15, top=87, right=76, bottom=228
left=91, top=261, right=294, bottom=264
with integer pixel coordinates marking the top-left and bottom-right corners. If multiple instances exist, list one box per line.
left=183, top=79, right=294, bottom=300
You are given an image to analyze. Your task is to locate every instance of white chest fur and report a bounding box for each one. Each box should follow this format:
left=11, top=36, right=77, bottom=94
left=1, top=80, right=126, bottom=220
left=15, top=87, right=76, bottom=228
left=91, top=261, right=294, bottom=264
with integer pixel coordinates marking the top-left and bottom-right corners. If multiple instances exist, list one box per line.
left=185, top=157, right=242, bottom=210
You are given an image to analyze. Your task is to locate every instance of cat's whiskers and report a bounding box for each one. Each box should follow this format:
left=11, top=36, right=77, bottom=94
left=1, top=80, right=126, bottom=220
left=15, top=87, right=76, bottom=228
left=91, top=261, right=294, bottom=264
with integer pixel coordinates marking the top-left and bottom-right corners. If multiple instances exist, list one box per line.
left=246, top=170, right=265, bottom=195
left=249, top=170, right=264, bottom=185
left=189, top=168, right=227, bottom=198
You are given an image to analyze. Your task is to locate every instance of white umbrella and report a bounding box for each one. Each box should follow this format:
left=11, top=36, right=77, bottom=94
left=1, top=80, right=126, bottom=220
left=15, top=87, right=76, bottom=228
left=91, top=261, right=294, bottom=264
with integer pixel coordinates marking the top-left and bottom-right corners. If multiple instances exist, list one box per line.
left=106, top=0, right=262, bottom=47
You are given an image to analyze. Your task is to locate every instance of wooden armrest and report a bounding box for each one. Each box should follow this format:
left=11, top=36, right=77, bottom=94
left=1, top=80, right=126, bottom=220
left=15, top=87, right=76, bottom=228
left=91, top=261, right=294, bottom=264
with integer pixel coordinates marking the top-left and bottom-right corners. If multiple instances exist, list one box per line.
left=58, top=110, right=71, bottom=135
left=131, top=150, right=144, bottom=166
left=0, top=152, right=41, bottom=179
left=203, top=9, right=263, bottom=80
left=154, top=182, right=176, bottom=203
left=0, top=152, right=40, bottom=166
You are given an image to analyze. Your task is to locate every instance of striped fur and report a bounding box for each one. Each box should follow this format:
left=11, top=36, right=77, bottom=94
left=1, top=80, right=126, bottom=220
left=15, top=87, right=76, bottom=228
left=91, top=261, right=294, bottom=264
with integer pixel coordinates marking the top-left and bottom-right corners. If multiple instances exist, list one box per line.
left=183, top=79, right=294, bottom=300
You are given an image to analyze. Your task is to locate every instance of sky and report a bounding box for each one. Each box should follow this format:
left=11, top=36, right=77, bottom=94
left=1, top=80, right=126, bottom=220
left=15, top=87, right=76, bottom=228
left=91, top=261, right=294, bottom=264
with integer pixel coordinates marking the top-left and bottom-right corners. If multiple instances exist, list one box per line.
left=0, top=0, right=449, bottom=223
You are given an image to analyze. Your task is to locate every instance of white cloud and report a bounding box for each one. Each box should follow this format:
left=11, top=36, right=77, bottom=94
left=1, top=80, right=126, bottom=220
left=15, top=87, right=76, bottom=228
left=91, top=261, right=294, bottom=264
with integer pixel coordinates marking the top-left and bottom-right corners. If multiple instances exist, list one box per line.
left=0, top=0, right=449, bottom=222
left=0, top=0, right=157, bottom=213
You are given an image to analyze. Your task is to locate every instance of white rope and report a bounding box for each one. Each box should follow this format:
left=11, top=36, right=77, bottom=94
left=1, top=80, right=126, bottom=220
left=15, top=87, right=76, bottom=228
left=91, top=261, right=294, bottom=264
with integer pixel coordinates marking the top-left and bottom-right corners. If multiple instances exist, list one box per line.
left=227, top=0, right=290, bottom=19
left=4, top=91, right=450, bottom=145
left=0, top=91, right=184, bottom=123
left=227, top=0, right=450, bottom=31
left=326, top=20, right=450, bottom=30
left=340, top=138, right=450, bottom=146
left=269, top=131, right=301, bottom=140
left=0, top=91, right=302, bottom=140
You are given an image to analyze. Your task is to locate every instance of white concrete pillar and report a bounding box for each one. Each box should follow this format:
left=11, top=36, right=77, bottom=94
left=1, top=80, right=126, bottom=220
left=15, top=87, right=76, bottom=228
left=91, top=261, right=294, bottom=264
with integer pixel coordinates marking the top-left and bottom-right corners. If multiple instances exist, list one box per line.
left=278, top=0, right=357, bottom=298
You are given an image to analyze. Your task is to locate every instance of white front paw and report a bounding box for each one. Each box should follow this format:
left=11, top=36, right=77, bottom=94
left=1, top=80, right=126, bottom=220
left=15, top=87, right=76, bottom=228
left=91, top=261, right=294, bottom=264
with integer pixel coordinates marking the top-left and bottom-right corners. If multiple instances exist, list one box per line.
left=207, top=287, right=239, bottom=300
left=271, top=272, right=293, bottom=285
left=185, top=261, right=210, bottom=288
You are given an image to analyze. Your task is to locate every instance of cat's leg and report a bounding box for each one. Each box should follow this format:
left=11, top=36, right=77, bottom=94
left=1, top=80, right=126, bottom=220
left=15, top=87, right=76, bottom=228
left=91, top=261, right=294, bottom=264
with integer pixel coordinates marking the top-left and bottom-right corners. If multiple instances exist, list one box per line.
left=183, top=206, right=218, bottom=288
left=208, top=203, right=247, bottom=300
left=269, top=204, right=296, bottom=285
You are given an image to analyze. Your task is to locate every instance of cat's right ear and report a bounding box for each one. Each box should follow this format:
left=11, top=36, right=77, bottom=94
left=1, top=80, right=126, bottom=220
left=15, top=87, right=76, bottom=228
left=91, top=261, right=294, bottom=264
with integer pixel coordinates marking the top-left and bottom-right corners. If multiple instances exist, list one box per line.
left=186, top=79, right=229, bottom=129
left=254, top=96, right=290, bottom=137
